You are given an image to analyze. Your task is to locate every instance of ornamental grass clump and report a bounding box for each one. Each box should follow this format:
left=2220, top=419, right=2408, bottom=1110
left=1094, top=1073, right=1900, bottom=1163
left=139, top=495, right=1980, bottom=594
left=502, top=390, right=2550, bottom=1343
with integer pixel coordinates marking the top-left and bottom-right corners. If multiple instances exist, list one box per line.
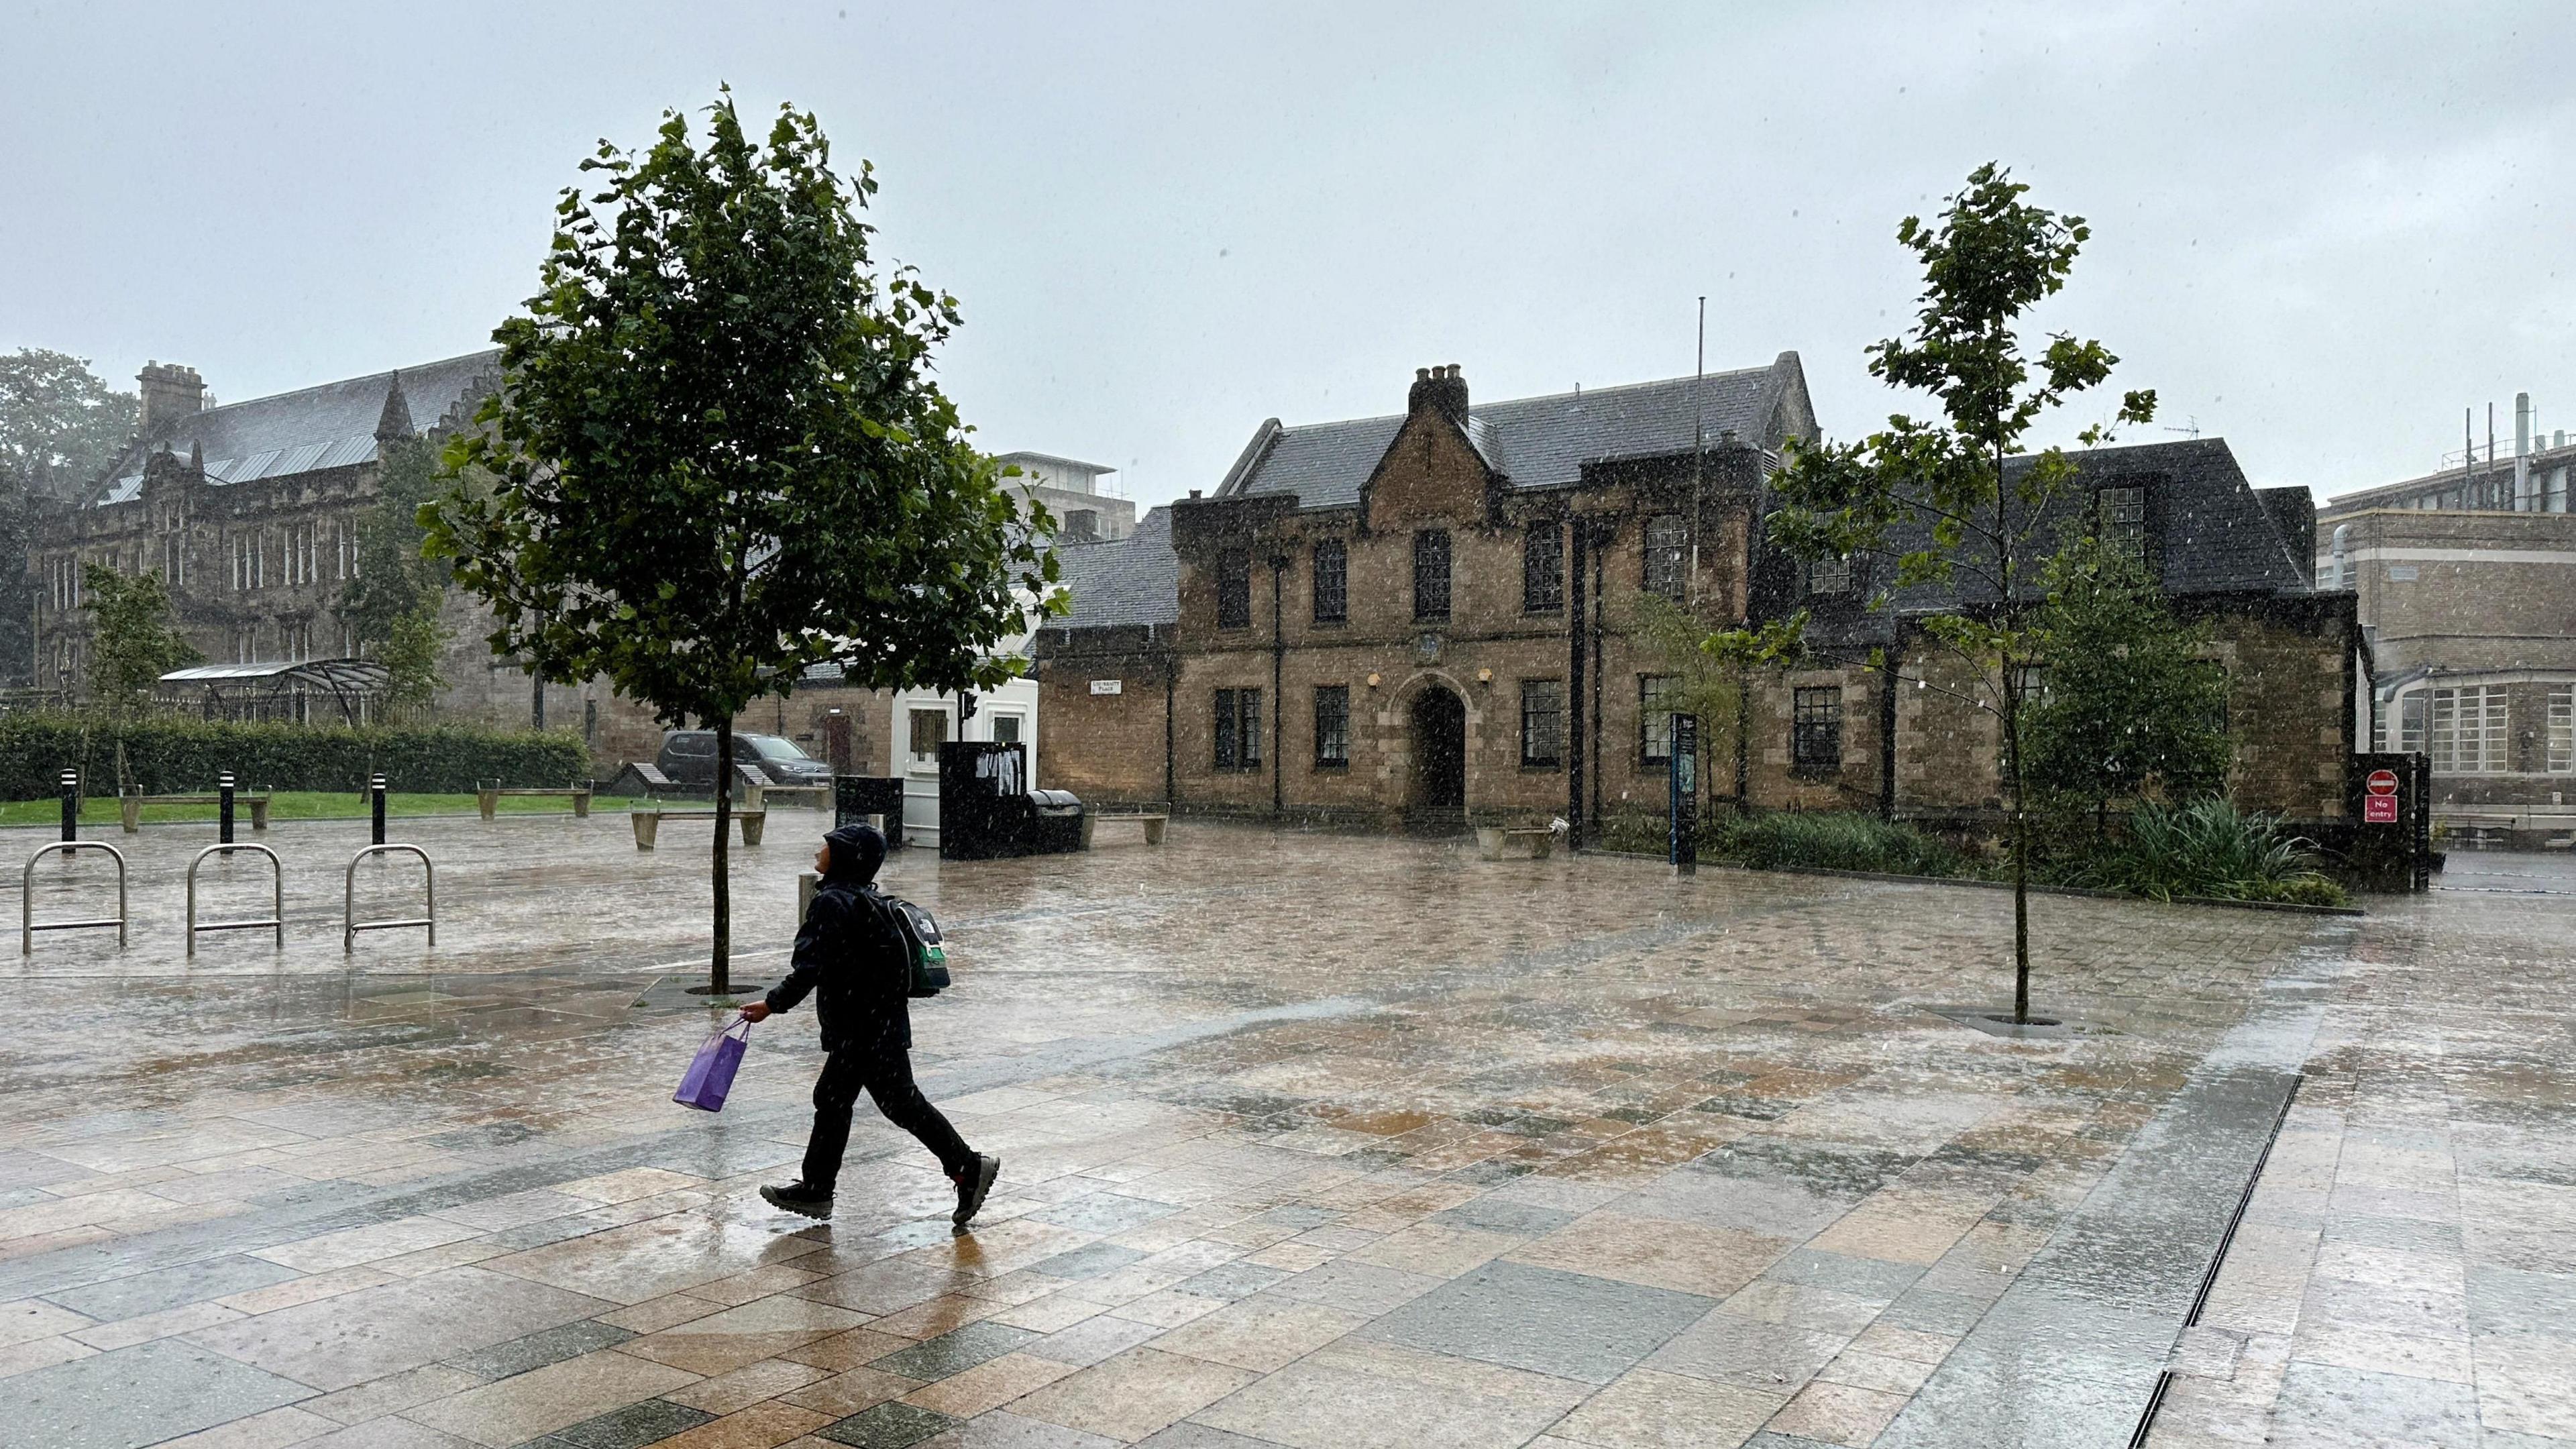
left=2074, top=798, right=2346, bottom=906
left=1719, top=811, right=1972, bottom=879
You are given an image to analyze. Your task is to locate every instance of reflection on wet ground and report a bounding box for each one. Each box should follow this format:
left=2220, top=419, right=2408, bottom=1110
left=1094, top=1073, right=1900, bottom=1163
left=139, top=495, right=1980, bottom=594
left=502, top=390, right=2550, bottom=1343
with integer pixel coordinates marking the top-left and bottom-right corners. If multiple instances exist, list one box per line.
left=0, top=814, right=2561, bottom=1448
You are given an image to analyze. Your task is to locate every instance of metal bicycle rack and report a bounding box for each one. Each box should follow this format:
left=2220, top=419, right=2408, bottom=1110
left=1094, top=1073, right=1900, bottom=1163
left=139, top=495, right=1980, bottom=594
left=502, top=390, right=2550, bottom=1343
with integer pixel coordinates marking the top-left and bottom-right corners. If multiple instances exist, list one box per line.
left=186, top=843, right=284, bottom=956
left=345, top=844, right=435, bottom=952
left=21, top=841, right=127, bottom=955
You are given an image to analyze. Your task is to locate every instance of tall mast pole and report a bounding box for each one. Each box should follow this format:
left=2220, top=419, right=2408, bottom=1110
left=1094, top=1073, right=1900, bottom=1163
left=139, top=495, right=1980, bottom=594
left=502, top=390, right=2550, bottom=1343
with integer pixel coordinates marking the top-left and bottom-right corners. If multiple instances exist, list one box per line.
left=1691, top=297, right=1706, bottom=604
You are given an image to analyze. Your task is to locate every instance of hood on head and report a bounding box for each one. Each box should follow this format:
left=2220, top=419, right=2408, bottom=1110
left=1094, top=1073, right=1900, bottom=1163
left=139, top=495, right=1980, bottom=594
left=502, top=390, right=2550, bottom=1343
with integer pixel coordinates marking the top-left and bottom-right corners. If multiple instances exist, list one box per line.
left=822, top=823, right=885, bottom=883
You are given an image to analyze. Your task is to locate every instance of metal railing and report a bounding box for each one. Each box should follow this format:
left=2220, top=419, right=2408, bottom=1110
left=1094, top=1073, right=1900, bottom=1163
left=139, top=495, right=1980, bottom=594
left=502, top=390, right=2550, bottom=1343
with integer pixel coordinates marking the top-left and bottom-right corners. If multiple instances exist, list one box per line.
left=186, top=843, right=284, bottom=955
left=21, top=842, right=127, bottom=955
left=345, top=845, right=435, bottom=952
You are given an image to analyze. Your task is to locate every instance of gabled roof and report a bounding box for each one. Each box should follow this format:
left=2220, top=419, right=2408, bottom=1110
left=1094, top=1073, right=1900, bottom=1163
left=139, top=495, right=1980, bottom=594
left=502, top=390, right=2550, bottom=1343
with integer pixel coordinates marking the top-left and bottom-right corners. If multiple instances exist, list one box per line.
left=92, top=349, right=500, bottom=506
left=2010, top=437, right=2309, bottom=597
left=1845, top=438, right=2312, bottom=621
left=1215, top=354, right=1807, bottom=508
left=1051, top=505, right=1179, bottom=629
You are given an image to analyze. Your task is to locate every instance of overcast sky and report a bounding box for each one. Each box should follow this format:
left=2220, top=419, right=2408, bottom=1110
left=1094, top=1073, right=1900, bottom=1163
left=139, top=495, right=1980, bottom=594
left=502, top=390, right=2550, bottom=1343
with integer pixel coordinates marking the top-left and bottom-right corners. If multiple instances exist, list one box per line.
left=7, top=1, right=2570, bottom=507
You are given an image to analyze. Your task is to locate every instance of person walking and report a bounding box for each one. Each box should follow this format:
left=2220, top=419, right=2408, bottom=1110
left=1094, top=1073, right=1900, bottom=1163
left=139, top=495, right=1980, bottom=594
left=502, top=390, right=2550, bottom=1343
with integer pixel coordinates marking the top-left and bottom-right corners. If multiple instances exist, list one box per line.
left=741, top=822, right=1000, bottom=1228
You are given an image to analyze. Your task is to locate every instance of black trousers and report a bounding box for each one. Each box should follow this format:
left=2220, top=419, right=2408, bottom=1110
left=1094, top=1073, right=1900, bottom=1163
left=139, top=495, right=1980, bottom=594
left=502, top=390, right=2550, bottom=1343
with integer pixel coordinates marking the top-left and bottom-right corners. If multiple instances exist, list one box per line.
left=804, top=1046, right=975, bottom=1190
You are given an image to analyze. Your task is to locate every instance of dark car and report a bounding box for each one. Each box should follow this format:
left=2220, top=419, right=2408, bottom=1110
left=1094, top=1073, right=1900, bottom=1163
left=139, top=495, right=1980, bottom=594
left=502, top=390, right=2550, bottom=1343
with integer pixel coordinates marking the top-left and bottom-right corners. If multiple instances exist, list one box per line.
left=657, top=730, right=835, bottom=790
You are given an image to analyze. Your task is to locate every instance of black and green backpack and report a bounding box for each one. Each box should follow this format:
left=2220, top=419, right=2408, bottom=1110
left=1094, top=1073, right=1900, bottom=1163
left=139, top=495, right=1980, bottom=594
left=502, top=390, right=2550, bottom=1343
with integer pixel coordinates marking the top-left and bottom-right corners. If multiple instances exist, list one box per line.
left=883, top=895, right=951, bottom=998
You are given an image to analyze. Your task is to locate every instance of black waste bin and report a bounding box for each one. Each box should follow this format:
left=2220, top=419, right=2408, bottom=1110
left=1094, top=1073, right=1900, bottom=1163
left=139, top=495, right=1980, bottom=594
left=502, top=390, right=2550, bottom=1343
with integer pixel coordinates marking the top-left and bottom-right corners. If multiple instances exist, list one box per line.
left=1026, top=789, right=1086, bottom=855
left=834, top=775, right=907, bottom=849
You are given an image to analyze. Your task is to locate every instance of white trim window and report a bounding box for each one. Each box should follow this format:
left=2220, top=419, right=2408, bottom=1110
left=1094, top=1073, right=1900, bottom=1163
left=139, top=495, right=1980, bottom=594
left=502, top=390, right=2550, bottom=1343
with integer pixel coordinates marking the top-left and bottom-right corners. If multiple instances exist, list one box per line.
left=2402, top=685, right=2510, bottom=773
left=2551, top=686, right=2573, bottom=773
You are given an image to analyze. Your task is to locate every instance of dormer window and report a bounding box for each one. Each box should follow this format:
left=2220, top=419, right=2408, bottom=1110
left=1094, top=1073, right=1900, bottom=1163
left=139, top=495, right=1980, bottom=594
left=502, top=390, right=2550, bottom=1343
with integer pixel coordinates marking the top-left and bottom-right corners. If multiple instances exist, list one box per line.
left=2098, top=486, right=2149, bottom=562
left=1805, top=555, right=1852, bottom=596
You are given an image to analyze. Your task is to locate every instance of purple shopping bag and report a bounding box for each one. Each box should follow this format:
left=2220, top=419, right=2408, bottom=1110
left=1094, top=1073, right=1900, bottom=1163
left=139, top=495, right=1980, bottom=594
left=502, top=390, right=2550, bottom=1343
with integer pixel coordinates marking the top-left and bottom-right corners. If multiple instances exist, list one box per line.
left=674, top=1020, right=752, bottom=1112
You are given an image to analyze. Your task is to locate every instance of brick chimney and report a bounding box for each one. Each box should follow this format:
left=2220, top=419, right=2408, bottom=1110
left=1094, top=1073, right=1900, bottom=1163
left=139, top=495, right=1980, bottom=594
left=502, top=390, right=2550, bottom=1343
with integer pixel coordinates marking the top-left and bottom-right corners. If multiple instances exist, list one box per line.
left=1407, top=364, right=1470, bottom=427
left=138, top=362, right=205, bottom=435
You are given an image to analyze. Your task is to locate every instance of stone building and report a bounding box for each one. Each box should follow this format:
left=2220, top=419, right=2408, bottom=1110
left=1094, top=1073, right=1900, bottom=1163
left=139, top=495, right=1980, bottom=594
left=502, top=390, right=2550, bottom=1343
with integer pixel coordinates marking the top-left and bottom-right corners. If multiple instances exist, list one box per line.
left=1036, top=356, right=1818, bottom=827
left=1035, top=364, right=2365, bottom=839
left=1789, top=439, right=2360, bottom=832
left=2317, top=396, right=2576, bottom=844
left=23, top=351, right=593, bottom=730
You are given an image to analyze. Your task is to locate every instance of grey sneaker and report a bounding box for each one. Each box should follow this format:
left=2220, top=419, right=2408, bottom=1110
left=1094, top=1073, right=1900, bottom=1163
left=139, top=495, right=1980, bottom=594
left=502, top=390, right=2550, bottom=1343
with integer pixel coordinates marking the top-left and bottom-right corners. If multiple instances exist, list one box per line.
left=951, top=1154, right=1000, bottom=1228
left=760, top=1180, right=835, bottom=1220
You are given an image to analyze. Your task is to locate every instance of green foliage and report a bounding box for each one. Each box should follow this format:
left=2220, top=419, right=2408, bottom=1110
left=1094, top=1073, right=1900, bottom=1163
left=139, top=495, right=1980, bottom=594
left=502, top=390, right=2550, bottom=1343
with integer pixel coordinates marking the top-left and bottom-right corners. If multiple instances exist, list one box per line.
left=0, top=349, right=137, bottom=499
left=1625, top=593, right=1742, bottom=757
left=2067, top=798, right=2346, bottom=906
left=0, top=714, right=586, bottom=798
left=379, top=602, right=449, bottom=717
left=1705, top=162, right=2155, bottom=1020
left=2023, top=533, right=2230, bottom=822
left=80, top=563, right=199, bottom=715
left=1719, top=811, right=1972, bottom=878
left=339, top=433, right=448, bottom=653
left=430, top=90, right=1059, bottom=989
left=1, top=350, right=139, bottom=685
left=430, top=90, right=1059, bottom=729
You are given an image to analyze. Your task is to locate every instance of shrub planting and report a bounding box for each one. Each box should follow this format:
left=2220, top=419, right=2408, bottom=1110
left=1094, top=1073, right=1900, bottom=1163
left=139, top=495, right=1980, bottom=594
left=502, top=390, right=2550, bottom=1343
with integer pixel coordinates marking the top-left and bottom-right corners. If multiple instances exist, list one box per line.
left=1717, top=811, right=1974, bottom=879
left=0, top=714, right=587, bottom=798
left=2068, top=798, right=2347, bottom=906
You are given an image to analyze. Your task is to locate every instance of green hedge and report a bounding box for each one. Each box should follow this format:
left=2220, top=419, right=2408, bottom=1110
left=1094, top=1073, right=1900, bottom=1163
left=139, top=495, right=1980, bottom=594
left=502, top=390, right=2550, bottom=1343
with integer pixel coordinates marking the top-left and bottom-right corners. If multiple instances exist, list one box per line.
left=0, top=715, right=589, bottom=798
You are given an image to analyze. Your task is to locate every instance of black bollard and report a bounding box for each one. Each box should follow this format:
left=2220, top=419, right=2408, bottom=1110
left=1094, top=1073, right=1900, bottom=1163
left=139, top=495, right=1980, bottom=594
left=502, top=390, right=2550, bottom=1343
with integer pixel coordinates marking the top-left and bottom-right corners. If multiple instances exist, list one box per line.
left=58, top=768, right=78, bottom=845
left=219, top=771, right=236, bottom=845
left=371, top=773, right=388, bottom=845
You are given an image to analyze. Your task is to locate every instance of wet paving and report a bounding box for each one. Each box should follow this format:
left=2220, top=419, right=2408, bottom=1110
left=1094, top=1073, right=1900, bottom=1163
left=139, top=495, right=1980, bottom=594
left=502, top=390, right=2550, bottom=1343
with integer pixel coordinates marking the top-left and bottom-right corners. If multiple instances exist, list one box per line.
left=2144, top=852, right=2576, bottom=1449
left=0, top=812, right=2563, bottom=1448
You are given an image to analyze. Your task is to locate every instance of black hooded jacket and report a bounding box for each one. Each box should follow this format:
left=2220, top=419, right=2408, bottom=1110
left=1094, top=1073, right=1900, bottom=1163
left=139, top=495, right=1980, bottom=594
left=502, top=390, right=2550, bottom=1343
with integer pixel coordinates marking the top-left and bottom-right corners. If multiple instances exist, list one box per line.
left=762, top=824, right=911, bottom=1055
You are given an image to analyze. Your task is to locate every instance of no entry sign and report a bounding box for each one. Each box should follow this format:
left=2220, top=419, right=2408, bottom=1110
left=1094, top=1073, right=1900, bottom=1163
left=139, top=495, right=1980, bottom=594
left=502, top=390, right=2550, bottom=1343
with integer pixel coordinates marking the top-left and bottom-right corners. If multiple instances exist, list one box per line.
left=2365, top=767, right=2400, bottom=824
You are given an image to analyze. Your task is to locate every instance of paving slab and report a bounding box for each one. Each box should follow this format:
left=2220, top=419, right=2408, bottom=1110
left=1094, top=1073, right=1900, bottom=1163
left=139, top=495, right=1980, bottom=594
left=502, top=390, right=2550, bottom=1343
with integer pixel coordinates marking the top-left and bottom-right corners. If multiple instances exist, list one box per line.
left=1, top=820, right=2566, bottom=1448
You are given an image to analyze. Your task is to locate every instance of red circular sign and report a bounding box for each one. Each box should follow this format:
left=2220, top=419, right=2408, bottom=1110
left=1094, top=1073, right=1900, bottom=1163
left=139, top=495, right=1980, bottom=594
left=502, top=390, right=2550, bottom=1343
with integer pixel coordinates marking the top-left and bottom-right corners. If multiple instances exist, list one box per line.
left=2366, top=769, right=2400, bottom=796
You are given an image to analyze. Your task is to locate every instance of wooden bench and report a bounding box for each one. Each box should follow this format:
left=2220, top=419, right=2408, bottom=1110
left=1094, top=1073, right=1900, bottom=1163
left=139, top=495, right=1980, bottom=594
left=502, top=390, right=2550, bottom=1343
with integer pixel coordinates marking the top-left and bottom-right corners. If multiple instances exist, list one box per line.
left=477, top=784, right=593, bottom=820
left=745, top=782, right=830, bottom=812
left=631, top=808, right=766, bottom=850
left=1079, top=812, right=1169, bottom=848
left=120, top=789, right=272, bottom=834
left=1475, top=824, right=1554, bottom=861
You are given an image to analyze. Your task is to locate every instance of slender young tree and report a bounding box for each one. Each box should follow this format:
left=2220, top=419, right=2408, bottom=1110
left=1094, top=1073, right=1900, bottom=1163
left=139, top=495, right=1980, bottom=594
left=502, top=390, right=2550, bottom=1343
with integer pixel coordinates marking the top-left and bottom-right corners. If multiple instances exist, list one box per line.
left=1709, top=163, right=2153, bottom=1022
left=82, top=563, right=199, bottom=717
left=431, top=91, right=1056, bottom=994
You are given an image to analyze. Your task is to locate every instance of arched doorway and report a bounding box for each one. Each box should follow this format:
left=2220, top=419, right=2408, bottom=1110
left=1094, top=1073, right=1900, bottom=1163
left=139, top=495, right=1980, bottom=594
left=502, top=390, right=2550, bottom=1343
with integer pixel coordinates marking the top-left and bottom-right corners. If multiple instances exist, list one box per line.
left=1410, top=686, right=1466, bottom=810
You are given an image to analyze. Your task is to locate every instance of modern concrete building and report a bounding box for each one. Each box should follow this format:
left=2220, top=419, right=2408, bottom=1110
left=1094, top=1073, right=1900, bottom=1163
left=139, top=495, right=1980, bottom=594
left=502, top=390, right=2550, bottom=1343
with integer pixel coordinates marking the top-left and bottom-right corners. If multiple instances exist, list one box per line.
left=2319, top=392, right=2576, bottom=845
left=996, top=451, right=1134, bottom=543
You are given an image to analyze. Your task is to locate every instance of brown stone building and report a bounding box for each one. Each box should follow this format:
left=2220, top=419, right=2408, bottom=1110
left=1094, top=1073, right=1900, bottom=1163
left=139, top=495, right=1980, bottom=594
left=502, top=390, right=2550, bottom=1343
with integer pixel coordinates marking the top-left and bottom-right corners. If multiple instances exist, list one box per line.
left=1036, top=365, right=2365, bottom=839
left=23, top=352, right=596, bottom=730
left=1792, top=439, right=2362, bottom=832
left=2318, top=398, right=2576, bottom=844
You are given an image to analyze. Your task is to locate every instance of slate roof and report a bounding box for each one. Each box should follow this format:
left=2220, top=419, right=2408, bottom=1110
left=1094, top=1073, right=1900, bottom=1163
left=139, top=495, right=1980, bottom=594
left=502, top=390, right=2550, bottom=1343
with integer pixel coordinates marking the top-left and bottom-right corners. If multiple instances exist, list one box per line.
left=1216, top=355, right=1805, bottom=508
left=1051, top=504, right=1178, bottom=629
left=1815, top=439, right=2313, bottom=642
left=92, top=349, right=500, bottom=506
left=2003, top=437, right=2309, bottom=598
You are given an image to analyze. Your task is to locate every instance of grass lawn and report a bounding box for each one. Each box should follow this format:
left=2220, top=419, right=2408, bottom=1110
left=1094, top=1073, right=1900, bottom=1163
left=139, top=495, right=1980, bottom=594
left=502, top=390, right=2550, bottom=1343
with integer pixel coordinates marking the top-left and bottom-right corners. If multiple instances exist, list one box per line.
left=0, top=792, right=651, bottom=828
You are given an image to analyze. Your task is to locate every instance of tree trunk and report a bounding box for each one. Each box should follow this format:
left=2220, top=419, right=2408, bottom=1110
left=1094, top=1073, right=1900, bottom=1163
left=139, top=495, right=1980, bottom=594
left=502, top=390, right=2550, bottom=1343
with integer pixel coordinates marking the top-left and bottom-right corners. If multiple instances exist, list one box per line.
left=2008, top=696, right=2030, bottom=1024
left=712, top=714, right=732, bottom=996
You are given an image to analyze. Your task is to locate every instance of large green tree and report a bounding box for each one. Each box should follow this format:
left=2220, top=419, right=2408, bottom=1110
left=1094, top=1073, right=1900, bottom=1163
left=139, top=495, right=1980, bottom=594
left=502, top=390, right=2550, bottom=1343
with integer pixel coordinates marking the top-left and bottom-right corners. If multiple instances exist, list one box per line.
left=82, top=562, right=199, bottom=717
left=3, top=350, right=140, bottom=685
left=1709, top=164, right=2154, bottom=1022
left=2025, top=533, right=2231, bottom=835
left=431, top=91, right=1058, bottom=994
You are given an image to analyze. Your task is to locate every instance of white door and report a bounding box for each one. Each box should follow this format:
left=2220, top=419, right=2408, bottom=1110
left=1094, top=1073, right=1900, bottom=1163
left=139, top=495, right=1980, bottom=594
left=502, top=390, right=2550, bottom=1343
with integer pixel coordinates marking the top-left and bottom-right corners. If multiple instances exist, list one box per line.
left=900, top=702, right=950, bottom=845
